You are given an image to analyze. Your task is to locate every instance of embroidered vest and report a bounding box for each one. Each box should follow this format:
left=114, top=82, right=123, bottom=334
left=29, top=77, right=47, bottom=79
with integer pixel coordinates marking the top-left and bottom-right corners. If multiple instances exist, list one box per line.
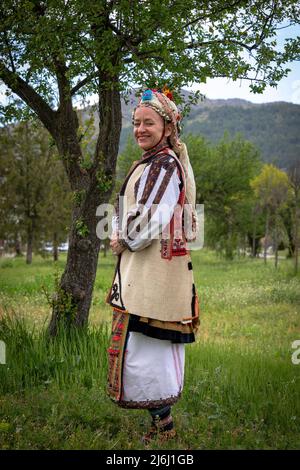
left=107, top=148, right=198, bottom=323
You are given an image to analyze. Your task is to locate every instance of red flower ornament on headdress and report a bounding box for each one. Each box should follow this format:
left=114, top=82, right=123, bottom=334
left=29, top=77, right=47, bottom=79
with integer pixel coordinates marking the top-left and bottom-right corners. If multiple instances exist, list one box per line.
left=162, top=85, right=174, bottom=101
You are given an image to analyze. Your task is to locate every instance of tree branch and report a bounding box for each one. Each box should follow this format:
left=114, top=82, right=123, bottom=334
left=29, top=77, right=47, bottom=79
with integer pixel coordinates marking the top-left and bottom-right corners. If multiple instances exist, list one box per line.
left=53, top=57, right=71, bottom=106
left=0, top=62, right=57, bottom=135
left=211, top=74, right=267, bottom=83
left=181, top=0, right=246, bottom=29
left=2, top=32, right=16, bottom=73
left=107, top=20, right=142, bottom=53
left=71, top=70, right=99, bottom=96
left=254, top=0, right=278, bottom=50
left=275, top=22, right=296, bottom=30
left=123, top=36, right=261, bottom=64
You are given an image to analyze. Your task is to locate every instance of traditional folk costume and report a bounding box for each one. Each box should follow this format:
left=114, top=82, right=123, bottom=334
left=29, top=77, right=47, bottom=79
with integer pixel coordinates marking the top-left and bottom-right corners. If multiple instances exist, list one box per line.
left=106, top=88, right=200, bottom=441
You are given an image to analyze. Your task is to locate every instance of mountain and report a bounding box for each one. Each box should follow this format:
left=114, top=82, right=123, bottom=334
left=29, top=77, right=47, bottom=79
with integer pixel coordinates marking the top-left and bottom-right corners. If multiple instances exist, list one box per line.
left=81, top=92, right=300, bottom=169
left=181, top=98, right=300, bottom=169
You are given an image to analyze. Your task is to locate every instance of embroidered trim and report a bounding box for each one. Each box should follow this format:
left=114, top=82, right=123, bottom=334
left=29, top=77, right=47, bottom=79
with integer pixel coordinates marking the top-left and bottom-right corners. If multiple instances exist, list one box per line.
left=119, top=238, right=132, bottom=252
left=107, top=310, right=130, bottom=402
left=115, top=392, right=182, bottom=409
left=159, top=149, right=187, bottom=260
left=142, top=143, right=169, bottom=161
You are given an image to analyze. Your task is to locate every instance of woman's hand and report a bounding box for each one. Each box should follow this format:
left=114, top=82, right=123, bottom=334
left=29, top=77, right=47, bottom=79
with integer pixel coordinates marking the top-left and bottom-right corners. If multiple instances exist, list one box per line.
left=110, top=234, right=126, bottom=256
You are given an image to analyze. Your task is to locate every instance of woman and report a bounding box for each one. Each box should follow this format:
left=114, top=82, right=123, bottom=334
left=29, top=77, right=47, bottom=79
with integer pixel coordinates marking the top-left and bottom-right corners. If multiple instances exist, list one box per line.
left=107, top=87, right=199, bottom=444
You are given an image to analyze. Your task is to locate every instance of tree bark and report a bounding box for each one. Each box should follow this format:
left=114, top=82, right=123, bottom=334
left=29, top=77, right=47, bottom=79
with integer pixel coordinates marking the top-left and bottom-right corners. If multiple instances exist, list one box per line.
left=274, top=214, right=278, bottom=269
left=103, top=238, right=109, bottom=258
left=252, top=215, right=257, bottom=258
left=295, top=204, right=299, bottom=274
left=26, top=224, right=33, bottom=264
left=248, top=232, right=260, bottom=257
left=283, top=205, right=295, bottom=258
left=264, top=207, right=270, bottom=265
left=251, top=204, right=259, bottom=257
left=53, top=232, right=58, bottom=262
left=225, top=213, right=234, bottom=260
left=287, top=224, right=295, bottom=258
left=15, top=235, right=22, bottom=256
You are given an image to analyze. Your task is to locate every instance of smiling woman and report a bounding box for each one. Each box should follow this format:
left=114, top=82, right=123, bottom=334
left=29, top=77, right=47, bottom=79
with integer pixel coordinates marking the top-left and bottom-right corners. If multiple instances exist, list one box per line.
left=133, top=107, right=172, bottom=151
left=106, top=88, right=200, bottom=444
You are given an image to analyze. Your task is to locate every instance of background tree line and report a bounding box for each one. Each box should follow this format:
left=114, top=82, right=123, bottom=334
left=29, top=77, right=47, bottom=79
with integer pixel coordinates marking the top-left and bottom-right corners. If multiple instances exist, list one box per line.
left=0, top=121, right=72, bottom=263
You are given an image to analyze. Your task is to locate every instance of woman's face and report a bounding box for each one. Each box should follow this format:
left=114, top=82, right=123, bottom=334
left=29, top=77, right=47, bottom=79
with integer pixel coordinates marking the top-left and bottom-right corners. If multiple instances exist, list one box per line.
left=133, top=106, right=171, bottom=151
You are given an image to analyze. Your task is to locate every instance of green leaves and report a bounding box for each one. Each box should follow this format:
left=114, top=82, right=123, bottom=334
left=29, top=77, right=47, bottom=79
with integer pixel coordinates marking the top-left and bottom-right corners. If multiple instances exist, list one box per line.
left=75, top=218, right=89, bottom=238
left=185, top=132, right=263, bottom=257
left=251, top=164, right=290, bottom=211
left=96, top=167, right=113, bottom=193
left=72, top=190, right=86, bottom=208
left=2, top=0, right=299, bottom=112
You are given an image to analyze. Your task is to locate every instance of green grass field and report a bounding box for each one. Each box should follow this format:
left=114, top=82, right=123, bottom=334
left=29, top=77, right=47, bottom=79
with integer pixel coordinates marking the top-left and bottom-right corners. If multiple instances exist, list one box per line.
left=0, top=249, right=299, bottom=449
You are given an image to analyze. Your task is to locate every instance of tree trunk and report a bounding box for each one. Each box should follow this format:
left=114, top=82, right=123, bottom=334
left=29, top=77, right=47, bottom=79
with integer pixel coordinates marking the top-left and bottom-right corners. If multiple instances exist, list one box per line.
left=252, top=209, right=257, bottom=257
left=15, top=235, right=22, bottom=256
left=226, top=213, right=234, bottom=260
left=295, top=205, right=299, bottom=274
left=264, top=208, right=270, bottom=265
left=48, top=201, right=101, bottom=334
left=274, top=214, right=278, bottom=269
left=285, top=207, right=295, bottom=258
left=248, top=233, right=260, bottom=257
left=287, top=236, right=295, bottom=258
left=26, top=224, right=33, bottom=264
left=53, top=232, right=58, bottom=262
left=103, top=238, right=109, bottom=257
left=48, top=82, right=122, bottom=336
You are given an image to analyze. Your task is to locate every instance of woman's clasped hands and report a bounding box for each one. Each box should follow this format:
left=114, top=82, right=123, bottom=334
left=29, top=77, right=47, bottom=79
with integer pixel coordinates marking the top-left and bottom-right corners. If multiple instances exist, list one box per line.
left=110, top=232, right=126, bottom=256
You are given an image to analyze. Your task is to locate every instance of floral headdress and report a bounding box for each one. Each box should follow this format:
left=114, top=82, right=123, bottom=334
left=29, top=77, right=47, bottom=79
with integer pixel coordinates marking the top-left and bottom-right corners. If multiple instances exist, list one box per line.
left=132, top=86, right=181, bottom=150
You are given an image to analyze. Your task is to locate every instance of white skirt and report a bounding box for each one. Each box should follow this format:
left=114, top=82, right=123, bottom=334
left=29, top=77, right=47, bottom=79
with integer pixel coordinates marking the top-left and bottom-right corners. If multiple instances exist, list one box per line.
left=121, top=331, right=185, bottom=408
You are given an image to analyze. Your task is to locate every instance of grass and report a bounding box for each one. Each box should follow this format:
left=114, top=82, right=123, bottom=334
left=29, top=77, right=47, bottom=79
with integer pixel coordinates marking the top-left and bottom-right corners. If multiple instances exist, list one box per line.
left=0, top=249, right=299, bottom=449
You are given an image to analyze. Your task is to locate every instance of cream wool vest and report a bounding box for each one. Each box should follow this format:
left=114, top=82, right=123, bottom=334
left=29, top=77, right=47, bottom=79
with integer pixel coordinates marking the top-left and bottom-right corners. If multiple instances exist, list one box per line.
left=108, top=153, right=196, bottom=323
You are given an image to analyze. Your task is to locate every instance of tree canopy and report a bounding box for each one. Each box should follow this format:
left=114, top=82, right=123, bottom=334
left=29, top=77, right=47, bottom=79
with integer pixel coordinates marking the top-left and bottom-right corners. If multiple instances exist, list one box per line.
left=1, top=0, right=300, bottom=124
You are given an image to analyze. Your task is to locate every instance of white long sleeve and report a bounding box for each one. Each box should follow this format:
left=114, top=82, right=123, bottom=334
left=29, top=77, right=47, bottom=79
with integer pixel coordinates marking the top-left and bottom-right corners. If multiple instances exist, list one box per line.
left=119, top=154, right=181, bottom=251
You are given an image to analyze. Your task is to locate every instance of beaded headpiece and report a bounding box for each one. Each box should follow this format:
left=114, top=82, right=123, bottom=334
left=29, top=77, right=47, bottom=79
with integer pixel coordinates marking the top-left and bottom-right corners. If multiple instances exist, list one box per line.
left=132, top=86, right=181, bottom=149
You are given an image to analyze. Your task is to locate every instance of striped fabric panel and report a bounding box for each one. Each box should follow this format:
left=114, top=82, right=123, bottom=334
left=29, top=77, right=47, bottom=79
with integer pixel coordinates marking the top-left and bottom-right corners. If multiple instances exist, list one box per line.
left=138, top=154, right=177, bottom=206
left=124, top=154, right=181, bottom=250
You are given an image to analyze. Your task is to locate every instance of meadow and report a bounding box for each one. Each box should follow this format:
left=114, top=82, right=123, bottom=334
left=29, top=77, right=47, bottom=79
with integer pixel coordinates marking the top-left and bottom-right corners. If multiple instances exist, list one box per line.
left=0, top=249, right=299, bottom=450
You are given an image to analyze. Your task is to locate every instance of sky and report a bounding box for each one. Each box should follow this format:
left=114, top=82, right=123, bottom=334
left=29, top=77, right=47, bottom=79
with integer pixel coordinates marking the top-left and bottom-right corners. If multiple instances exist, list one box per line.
left=189, top=24, right=300, bottom=104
